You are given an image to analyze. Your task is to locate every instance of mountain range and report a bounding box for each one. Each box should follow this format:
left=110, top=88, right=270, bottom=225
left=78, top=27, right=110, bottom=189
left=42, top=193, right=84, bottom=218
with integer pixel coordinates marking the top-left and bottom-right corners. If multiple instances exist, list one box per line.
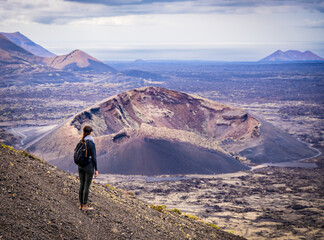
left=27, top=87, right=318, bottom=175
left=260, top=50, right=324, bottom=62
left=0, top=32, right=115, bottom=73
left=1, top=32, right=323, bottom=72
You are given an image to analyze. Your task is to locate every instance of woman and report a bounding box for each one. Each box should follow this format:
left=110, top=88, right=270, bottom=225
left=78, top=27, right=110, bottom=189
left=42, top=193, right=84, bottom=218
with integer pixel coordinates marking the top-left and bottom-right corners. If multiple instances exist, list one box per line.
left=78, top=125, right=98, bottom=210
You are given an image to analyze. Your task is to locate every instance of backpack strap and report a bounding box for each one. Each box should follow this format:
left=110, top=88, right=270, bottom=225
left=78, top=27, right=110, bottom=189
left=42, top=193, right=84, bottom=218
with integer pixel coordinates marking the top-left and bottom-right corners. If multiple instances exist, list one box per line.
left=81, top=139, right=88, bottom=158
left=84, top=141, right=88, bottom=157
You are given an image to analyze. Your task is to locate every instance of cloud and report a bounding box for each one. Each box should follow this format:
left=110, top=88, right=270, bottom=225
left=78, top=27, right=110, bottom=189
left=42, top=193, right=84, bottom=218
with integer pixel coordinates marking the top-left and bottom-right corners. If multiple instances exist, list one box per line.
left=304, top=19, right=324, bottom=28
left=65, top=0, right=190, bottom=6
left=64, top=0, right=324, bottom=13
left=1, top=0, right=324, bottom=26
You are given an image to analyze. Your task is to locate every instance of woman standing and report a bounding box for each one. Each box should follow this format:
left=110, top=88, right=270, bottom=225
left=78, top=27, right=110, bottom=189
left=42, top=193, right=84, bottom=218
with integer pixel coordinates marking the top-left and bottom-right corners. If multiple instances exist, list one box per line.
left=78, top=125, right=98, bottom=210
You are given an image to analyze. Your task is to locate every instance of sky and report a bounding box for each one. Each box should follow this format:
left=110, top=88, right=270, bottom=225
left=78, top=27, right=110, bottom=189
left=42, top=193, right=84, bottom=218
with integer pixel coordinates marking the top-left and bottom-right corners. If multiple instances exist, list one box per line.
left=1, top=0, right=324, bottom=61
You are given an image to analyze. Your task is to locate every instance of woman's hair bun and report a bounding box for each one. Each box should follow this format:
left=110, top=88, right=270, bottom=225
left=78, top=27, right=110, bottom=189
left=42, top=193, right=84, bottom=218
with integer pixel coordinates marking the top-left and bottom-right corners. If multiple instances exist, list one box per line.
left=83, top=125, right=93, bottom=133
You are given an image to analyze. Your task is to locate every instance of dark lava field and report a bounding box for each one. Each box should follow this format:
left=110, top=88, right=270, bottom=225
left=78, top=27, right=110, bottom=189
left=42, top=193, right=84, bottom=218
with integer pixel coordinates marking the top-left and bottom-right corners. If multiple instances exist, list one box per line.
left=99, top=155, right=324, bottom=240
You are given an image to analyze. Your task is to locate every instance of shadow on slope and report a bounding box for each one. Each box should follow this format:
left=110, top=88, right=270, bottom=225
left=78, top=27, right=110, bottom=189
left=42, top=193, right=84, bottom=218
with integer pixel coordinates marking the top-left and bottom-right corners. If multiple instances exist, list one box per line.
left=239, top=120, right=319, bottom=163
left=99, top=138, right=250, bottom=175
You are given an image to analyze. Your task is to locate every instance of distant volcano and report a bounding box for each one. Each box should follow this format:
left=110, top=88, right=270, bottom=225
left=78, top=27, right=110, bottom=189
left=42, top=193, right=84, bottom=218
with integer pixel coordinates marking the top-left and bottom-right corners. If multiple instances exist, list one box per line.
left=44, top=49, right=116, bottom=73
left=28, top=87, right=318, bottom=175
left=260, top=50, right=324, bottom=62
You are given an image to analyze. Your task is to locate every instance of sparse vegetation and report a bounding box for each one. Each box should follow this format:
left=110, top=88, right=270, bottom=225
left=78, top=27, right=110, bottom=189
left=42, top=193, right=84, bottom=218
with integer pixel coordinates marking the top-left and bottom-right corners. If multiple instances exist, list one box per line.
left=185, top=214, right=199, bottom=221
left=1, top=143, right=45, bottom=163
left=150, top=204, right=167, bottom=213
left=206, top=223, right=221, bottom=230
left=1, top=143, right=16, bottom=152
left=171, top=208, right=182, bottom=215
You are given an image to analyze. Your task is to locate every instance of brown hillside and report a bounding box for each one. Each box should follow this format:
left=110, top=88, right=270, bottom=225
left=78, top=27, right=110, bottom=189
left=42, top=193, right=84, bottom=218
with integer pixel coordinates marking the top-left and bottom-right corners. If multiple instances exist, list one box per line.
left=44, top=49, right=116, bottom=72
left=0, top=145, right=245, bottom=240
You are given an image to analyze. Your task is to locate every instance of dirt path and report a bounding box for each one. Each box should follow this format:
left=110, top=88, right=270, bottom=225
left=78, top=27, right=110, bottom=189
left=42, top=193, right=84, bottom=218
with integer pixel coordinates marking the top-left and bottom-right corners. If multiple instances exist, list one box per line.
left=9, top=128, right=27, bottom=145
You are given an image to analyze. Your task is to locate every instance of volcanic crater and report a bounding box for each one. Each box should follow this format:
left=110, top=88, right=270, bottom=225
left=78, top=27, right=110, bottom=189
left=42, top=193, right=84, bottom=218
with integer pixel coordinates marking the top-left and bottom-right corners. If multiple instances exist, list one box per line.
left=28, top=87, right=318, bottom=175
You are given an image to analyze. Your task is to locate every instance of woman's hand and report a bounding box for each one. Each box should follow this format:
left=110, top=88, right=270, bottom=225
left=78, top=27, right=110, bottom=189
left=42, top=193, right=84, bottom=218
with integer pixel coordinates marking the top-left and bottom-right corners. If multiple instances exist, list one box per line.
left=94, top=170, right=98, bottom=178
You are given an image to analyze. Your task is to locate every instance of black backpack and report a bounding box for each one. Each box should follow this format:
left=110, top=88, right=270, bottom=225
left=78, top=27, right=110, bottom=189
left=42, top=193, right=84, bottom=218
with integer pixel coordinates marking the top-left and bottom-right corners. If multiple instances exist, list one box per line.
left=74, top=140, right=91, bottom=167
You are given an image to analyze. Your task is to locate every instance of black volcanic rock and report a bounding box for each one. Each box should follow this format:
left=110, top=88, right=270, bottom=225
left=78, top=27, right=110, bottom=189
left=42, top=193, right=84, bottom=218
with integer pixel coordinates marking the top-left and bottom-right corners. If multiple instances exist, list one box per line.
left=260, top=50, right=324, bottom=62
left=1, top=31, right=56, bottom=58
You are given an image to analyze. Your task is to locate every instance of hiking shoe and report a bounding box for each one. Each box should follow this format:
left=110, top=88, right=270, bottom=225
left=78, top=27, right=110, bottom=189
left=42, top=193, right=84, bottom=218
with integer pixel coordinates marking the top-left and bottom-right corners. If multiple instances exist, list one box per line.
left=79, top=204, right=82, bottom=210
left=82, top=203, right=94, bottom=210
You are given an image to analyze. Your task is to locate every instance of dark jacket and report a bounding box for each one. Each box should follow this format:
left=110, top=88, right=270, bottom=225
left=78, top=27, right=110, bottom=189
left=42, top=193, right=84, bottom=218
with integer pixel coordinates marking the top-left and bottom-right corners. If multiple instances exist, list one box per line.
left=85, top=139, right=97, bottom=171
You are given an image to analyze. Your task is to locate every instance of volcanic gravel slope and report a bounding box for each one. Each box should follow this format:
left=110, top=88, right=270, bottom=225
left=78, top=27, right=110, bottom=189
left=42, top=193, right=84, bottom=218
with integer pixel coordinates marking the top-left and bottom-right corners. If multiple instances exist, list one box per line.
left=0, top=145, right=245, bottom=240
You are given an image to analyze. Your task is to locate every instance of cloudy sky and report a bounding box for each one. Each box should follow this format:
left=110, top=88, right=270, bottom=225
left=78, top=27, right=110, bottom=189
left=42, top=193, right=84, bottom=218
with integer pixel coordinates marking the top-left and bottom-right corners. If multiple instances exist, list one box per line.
left=1, top=0, right=324, bottom=61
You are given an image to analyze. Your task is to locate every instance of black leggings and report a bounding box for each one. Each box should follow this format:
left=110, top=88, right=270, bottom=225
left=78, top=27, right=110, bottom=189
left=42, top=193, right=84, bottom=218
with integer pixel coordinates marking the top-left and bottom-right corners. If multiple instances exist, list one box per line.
left=78, top=163, right=94, bottom=204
